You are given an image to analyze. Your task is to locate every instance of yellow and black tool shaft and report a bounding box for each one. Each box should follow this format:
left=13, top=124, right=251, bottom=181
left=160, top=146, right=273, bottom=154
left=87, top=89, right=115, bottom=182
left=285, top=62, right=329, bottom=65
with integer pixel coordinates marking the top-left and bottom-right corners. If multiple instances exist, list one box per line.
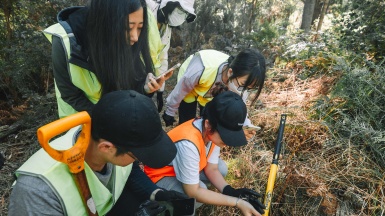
left=263, top=114, right=287, bottom=216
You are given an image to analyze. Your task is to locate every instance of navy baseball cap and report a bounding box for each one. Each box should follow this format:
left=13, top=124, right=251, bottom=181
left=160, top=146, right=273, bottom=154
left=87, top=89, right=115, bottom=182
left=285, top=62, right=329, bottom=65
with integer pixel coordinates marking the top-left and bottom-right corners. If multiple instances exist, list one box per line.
left=206, top=91, right=247, bottom=147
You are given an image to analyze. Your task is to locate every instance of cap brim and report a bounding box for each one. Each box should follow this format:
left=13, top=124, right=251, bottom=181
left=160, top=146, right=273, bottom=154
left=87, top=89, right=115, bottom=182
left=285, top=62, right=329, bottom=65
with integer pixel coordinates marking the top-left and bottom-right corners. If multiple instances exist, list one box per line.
left=217, top=124, right=247, bottom=147
left=178, top=2, right=196, bottom=23
left=186, top=14, right=196, bottom=23
left=129, top=131, right=176, bottom=168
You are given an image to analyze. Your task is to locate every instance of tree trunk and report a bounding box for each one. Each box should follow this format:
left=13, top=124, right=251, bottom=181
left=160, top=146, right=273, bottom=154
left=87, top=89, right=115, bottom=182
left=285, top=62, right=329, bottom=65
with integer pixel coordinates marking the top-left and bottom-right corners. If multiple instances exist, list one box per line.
left=1, top=0, right=14, bottom=41
left=300, top=0, right=316, bottom=33
left=247, top=0, right=258, bottom=33
left=311, top=0, right=322, bottom=25
left=314, top=0, right=329, bottom=40
left=316, top=0, right=329, bottom=32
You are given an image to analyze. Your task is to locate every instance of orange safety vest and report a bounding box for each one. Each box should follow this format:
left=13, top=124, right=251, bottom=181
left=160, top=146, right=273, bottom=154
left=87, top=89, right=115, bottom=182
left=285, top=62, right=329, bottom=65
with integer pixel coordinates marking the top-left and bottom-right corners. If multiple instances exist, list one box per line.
left=144, top=119, right=216, bottom=183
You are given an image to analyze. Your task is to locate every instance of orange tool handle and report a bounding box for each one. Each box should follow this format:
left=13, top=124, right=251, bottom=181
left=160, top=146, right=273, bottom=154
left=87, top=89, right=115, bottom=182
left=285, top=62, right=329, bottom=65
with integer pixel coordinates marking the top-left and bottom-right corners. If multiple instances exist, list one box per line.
left=37, top=111, right=91, bottom=174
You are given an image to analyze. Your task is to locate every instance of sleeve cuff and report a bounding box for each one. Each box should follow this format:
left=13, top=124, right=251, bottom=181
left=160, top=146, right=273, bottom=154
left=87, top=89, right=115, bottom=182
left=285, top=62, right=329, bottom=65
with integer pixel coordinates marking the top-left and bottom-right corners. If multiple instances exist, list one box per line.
left=150, top=188, right=162, bottom=201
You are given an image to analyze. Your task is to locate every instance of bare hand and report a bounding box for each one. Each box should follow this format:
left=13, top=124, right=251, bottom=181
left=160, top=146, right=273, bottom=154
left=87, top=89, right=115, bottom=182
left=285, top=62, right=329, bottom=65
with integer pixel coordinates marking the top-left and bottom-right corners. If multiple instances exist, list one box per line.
left=144, top=71, right=174, bottom=94
left=243, top=129, right=256, bottom=140
left=238, top=199, right=262, bottom=216
left=162, top=70, right=173, bottom=80
left=144, top=73, right=165, bottom=94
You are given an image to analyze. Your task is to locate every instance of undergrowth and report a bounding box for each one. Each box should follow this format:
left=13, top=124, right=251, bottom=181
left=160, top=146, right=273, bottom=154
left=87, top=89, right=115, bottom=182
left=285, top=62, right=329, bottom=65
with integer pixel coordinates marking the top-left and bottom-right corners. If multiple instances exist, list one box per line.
left=195, top=42, right=384, bottom=215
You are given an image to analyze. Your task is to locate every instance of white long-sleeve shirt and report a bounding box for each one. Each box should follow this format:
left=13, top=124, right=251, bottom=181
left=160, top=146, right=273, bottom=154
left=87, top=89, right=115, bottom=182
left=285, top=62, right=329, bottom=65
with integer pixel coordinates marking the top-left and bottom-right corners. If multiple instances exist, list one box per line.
left=164, top=54, right=256, bottom=127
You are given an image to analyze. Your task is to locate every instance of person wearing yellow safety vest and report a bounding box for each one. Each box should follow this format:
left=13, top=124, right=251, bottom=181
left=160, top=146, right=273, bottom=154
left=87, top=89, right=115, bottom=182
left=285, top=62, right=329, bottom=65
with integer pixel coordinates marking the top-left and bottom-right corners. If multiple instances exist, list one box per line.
left=145, top=91, right=265, bottom=215
left=162, top=49, right=266, bottom=133
left=9, top=90, right=188, bottom=216
left=146, top=0, right=197, bottom=112
left=43, top=0, right=171, bottom=118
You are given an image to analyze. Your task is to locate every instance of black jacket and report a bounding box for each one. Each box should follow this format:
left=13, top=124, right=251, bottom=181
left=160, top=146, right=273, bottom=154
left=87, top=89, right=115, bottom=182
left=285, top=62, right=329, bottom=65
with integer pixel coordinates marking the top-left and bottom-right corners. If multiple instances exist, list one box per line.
left=51, top=7, right=150, bottom=116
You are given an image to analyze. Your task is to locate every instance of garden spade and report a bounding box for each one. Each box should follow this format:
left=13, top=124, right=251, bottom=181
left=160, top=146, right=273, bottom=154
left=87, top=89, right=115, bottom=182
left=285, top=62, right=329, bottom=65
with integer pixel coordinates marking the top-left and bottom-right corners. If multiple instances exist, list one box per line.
left=37, top=111, right=98, bottom=216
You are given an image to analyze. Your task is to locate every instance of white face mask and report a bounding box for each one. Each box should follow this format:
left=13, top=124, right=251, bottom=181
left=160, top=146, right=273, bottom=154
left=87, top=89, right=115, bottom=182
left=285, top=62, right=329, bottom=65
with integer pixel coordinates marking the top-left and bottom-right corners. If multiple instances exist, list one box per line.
left=168, top=7, right=188, bottom=27
left=228, top=70, right=250, bottom=102
left=241, top=90, right=249, bottom=102
left=228, top=79, right=249, bottom=101
left=228, top=79, right=243, bottom=96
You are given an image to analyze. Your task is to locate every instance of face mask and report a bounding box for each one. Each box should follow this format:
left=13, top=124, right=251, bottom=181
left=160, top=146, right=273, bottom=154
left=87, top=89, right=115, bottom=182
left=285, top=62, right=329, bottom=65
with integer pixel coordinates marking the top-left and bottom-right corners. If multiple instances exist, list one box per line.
left=227, top=70, right=241, bottom=94
left=227, top=70, right=250, bottom=101
left=241, top=90, right=249, bottom=102
left=168, top=7, right=188, bottom=27
left=228, top=80, right=249, bottom=101
left=228, top=79, right=243, bottom=96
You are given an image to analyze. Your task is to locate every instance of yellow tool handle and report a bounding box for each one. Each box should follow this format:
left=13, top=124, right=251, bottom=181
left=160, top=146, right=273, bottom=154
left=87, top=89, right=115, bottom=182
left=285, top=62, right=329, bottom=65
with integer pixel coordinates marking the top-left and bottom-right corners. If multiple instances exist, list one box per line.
left=262, top=164, right=278, bottom=216
left=263, top=114, right=286, bottom=215
left=37, top=111, right=91, bottom=174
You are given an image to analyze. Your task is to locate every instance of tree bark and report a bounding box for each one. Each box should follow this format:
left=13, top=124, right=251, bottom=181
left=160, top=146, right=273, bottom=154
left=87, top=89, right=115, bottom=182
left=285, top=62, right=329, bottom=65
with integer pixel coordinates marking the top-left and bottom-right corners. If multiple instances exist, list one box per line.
left=311, top=0, right=322, bottom=25
left=300, top=0, right=316, bottom=33
left=1, top=0, right=14, bottom=41
left=314, top=0, right=329, bottom=40
left=316, top=0, right=329, bottom=32
left=247, top=0, right=258, bottom=33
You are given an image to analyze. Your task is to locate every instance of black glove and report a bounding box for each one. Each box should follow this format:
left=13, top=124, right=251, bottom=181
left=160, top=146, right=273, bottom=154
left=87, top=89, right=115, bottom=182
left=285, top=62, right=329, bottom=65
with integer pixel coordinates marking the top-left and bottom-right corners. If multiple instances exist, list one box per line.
left=222, top=185, right=265, bottom=214
left=156, top=91, right=164, bottom=113
left=154, top=189, right=189, bottom=202
left=162, top=113, right=175, bottom=127
left=135, top=200, right=166, bottom=216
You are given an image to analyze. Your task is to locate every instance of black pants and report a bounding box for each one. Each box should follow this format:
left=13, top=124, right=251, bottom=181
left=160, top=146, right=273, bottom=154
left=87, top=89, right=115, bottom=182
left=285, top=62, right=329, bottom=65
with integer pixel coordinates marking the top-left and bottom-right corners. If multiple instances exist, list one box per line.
left=106, top=162, right=150, bottom=216
left=178, top=100, right=204, bottom=125
left=106, top=185, right=144, bottom=216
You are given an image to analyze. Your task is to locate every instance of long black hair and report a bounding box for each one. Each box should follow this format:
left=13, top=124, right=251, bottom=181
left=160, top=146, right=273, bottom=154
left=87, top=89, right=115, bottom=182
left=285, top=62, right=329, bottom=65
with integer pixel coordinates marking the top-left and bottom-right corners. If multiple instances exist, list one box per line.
left=87, top=0, right=154, bottom=95
left=226, top=48, right=266, bottom=106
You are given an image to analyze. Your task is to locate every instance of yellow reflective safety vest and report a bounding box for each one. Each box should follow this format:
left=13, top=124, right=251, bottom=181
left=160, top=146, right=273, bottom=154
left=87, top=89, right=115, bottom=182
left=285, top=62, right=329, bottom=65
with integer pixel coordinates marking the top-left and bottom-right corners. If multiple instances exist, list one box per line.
left=147, top=8, right=164, bottom=76
left=177, top=50, right=229, bottom=106
left=15, top=127, right=132, bottom=216
left=43, top=22, right=101, bottom=118
left=43, top=8, right=163, bottom=118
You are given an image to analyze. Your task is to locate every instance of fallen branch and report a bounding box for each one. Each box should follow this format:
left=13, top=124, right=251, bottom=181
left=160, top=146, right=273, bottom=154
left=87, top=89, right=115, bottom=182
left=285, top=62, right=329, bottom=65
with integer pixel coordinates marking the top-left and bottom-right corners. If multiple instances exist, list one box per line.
left=0, top=120, right=23, bottom=139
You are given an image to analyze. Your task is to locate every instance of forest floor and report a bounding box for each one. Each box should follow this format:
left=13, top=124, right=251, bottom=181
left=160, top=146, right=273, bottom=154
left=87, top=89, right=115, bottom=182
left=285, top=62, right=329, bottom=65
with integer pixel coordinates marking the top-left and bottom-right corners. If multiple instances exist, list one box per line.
left=193, top=65, right=344, bottom=215
left=0, top=53, right=360, bottom=215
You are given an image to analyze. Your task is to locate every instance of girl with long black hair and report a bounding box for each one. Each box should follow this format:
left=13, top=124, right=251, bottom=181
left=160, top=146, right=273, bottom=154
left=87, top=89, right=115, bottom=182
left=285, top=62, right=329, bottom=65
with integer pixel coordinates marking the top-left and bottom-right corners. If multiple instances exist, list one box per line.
left=44, top=0, right=169, bottom=118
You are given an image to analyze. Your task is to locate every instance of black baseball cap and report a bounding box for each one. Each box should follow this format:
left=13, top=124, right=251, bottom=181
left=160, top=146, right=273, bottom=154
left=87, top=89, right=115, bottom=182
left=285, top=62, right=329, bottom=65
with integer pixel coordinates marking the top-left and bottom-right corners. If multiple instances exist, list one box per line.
left=91, top=90, right=177, bottom=168
left=206, top=91, right=247, bottom=147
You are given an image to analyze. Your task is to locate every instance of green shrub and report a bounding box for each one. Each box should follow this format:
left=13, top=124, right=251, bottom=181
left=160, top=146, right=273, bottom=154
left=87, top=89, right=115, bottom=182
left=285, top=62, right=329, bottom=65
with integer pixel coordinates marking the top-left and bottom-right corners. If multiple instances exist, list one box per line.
left=245, top=22, right=279, bottom=48
left=0, top=0, right=85, bottom=104
left=333, top=0, right=385, bottom=62
left=312, top=63, right=385, bottom=168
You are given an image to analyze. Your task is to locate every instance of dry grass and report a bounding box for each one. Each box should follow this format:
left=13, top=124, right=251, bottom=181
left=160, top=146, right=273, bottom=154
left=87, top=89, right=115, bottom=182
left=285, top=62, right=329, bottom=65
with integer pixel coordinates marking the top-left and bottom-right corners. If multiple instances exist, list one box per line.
left=195, top=67, right=385, bottom=215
